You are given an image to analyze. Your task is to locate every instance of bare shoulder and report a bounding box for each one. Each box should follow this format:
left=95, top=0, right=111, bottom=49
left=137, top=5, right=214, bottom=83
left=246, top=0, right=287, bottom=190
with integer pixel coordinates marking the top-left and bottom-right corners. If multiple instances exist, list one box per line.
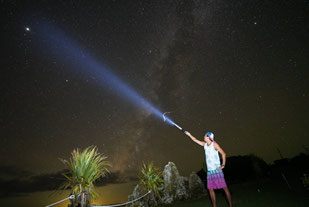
left=213, top=142, right=226, bottom=154
left=213, top=142, right=221, bottom=150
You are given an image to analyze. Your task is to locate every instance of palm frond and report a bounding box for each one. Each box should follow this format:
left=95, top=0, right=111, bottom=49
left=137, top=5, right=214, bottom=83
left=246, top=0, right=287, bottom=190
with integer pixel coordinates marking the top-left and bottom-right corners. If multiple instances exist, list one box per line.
left=59, top=146, right=110, bottom=202
left=139, top=162, right=164, bottom=196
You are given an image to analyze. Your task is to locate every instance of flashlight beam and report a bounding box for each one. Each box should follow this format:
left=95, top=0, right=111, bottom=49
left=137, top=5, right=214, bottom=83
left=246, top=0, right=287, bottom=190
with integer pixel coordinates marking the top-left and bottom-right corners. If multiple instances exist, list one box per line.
left=163, top=112, right=185, bottom=133
left=163, top=112, right=170, bottom=122
left=173, top=123, right=183, bottom=130
left=36, top=22, right=186, bottom=134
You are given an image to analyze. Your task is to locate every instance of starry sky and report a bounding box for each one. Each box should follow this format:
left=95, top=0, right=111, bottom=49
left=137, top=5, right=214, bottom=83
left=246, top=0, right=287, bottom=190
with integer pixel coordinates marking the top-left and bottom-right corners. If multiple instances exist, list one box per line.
left=1, top=0, right=309, bottom=202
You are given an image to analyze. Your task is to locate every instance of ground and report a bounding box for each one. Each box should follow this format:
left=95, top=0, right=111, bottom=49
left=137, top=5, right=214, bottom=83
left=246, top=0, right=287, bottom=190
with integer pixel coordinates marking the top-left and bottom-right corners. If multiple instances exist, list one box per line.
left=161, top=178, right=309, bottom=207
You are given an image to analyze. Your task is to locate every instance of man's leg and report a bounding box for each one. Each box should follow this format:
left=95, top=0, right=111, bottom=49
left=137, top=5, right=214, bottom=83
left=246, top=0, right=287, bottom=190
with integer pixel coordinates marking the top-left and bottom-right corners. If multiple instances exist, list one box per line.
left=223, top=187, right=232, bottom=207
left=208, top=189, right=216, bottom=207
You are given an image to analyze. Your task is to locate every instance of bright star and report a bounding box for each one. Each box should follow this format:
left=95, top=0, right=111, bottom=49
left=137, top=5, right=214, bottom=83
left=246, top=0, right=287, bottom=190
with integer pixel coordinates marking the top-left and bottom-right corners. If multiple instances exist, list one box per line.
left=25, top=27, right=30, bottom=31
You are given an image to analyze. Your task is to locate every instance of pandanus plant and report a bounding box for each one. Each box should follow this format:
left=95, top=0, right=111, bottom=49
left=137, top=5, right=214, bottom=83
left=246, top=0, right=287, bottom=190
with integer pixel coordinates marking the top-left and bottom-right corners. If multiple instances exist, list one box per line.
left=59, top=146, right=110, bottom=207
left=139, top=163, right=164, bottom=206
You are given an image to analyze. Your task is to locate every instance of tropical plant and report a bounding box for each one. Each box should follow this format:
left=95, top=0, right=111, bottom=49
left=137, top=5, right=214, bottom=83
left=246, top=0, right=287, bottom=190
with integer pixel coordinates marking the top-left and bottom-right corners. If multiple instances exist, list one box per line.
left=140, top=162, right=164, bottom=196
left=59, top=146, right=110, bottom=207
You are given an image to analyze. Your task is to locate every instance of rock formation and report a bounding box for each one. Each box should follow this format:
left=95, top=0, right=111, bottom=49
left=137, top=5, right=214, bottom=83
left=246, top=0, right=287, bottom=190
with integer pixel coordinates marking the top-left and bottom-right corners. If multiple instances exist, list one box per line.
left=127, top=162, right=206, bottom=206
left=161, top=162, right=189, bottom=203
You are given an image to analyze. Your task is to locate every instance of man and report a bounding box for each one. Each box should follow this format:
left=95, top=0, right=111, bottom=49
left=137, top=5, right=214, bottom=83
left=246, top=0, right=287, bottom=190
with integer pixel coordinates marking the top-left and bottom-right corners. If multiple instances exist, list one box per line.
left=185, top=131, right=232, bottom=207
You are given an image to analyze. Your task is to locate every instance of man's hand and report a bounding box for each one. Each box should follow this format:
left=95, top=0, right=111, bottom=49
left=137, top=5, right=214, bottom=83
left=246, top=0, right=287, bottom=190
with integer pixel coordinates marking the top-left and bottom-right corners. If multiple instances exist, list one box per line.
left=217, top=165, right=225, bottom=171
left=185, top=131, right=205, bottom=146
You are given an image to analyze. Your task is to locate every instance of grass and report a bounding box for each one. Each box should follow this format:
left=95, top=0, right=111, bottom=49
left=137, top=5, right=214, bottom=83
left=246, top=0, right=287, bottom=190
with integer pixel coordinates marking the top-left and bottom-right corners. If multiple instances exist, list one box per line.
left=161, top=178, right=309, bottom=207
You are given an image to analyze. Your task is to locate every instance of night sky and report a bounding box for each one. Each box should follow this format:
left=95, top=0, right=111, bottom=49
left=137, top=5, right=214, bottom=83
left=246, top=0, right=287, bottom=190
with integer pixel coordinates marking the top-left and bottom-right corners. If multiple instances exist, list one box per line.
left=1, top=0, right=309, bottom=205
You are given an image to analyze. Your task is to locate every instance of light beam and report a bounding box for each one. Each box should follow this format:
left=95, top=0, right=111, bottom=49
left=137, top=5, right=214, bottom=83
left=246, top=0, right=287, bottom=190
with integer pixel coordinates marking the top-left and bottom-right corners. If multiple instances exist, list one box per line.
left=36, top=22, right=183, bottom=131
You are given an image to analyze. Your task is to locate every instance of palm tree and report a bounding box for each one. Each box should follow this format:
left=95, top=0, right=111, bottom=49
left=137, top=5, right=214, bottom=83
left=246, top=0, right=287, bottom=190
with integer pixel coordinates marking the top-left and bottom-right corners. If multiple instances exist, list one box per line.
left=139, top=163, right=164, bottom=206
left=59, top=146, right=110, bottom=207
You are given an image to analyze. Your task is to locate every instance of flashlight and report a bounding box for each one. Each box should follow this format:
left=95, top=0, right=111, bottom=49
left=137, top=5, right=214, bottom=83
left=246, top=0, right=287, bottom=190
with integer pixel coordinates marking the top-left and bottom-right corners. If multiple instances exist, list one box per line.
left=163, top=112, right=185, bottom=133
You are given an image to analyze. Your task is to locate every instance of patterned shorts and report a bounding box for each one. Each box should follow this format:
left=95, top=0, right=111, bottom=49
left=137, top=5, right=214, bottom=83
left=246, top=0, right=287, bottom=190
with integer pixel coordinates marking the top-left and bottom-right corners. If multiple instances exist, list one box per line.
left=207, top=169, right=227, bottom=189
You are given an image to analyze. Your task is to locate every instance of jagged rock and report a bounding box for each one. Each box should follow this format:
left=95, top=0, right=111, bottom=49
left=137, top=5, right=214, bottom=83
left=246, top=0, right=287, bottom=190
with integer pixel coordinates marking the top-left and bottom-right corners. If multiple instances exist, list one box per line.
left=127, top=162, right=207, bottom=206
left=188, top=172, right=207, bottom=199
left=126, top=185, right=160, bottom=207
left=128, top=184, right=141, bottom=201
left=126, top=185, right=145, bottom=207
left=161, top=162, right=189, bottom=203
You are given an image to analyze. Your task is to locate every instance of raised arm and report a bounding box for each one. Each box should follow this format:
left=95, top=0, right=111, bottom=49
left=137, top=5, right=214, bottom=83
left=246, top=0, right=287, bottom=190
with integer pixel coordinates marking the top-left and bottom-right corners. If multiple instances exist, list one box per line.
left=185, top=131, right=205, bottom=146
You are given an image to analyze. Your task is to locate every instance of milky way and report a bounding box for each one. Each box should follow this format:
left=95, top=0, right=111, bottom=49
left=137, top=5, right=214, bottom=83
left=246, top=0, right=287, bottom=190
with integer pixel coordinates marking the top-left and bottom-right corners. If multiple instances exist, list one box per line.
left=1, top=0, right=309, bottom=181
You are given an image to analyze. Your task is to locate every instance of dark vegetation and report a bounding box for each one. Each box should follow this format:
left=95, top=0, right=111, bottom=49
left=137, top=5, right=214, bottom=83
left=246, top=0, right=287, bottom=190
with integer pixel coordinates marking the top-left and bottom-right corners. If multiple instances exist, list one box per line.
left=197, top=153, right=309, bottom=191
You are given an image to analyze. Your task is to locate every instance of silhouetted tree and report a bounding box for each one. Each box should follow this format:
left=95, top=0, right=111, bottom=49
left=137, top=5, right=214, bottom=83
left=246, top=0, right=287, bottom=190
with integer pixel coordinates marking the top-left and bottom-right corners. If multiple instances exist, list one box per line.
left=223, top=155, right=269, bottom=182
